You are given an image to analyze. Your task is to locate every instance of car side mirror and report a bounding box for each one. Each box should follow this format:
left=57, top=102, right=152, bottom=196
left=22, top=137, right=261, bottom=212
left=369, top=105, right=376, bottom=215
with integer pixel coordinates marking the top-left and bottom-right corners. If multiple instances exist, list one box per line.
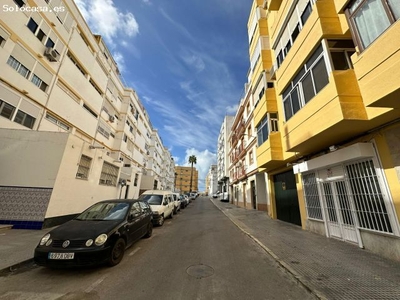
left=128, top=214, right=134, bottom=222
left=163, top=201, right=168, bottom=206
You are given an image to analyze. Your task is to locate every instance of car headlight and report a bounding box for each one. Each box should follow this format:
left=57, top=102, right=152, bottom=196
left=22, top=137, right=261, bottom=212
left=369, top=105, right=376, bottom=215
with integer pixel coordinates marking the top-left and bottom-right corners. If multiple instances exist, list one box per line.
left=40, top=233, right=51, bottom=246
left=95, top=234, right=108, bottom=246
left=86, top=239, right=94, bottom=247
left=45, top=239, right=52, bottom=246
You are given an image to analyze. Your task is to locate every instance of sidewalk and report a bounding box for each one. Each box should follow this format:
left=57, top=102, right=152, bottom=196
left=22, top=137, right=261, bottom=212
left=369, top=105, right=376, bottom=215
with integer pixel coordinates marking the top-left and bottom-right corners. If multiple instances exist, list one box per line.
left=210, top=198, right=400, bottom=300
left=0, top=225, right=49, bottom=274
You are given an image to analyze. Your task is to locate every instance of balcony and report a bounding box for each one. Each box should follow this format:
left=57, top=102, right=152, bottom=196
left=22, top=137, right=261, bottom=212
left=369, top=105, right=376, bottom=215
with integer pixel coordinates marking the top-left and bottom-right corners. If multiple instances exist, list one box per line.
left=282, top=70, right=368, bottom=154
left=265, top=0, right=282, bottom=11
left=352, top=22, right=400, bottom=109
left=232, top=167, right=246, bottom=183
left=275, top=1, right=344, bottom=94
left=256, top=132, right=283, bottom=171
left=254, top=87, right=277, bottom=126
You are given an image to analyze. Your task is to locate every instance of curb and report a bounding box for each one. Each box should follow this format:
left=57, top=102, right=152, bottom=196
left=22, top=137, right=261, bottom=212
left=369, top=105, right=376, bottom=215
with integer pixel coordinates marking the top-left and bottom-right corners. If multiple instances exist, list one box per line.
left=209, top=198, right=328, bottom=300
left=0, top=258, right=35, bottom=276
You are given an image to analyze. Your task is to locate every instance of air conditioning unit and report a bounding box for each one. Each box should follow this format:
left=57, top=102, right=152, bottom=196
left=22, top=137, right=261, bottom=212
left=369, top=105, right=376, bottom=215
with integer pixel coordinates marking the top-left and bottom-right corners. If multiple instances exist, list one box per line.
left=44, top=47, right=59, bottom=62
left=109, top=115, right=115, bottom=122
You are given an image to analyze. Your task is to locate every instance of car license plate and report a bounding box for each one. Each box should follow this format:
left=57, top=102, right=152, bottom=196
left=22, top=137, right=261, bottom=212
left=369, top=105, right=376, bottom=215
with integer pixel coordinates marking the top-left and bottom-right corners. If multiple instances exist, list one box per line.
left=48, top=252, right=74, bottom=260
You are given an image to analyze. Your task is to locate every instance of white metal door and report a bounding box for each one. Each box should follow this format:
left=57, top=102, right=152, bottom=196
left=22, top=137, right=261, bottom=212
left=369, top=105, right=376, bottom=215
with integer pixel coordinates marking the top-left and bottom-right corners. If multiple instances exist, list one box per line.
left=321, top=180, right=359, bottom=244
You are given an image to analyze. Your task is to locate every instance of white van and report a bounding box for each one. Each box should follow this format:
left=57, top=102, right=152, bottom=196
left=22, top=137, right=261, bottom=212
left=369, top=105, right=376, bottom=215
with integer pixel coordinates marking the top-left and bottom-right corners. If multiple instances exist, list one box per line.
left=137, top=190, right=175, bottom=226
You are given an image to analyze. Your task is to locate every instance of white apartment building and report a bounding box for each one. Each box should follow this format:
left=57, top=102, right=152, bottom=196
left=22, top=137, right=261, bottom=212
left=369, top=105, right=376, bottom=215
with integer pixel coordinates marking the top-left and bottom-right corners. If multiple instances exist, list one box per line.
left=0, top=0, right=172, bottom=229
left=217, top=115, right=234, bottom=194
left=206, top=164, right=218, bottom=195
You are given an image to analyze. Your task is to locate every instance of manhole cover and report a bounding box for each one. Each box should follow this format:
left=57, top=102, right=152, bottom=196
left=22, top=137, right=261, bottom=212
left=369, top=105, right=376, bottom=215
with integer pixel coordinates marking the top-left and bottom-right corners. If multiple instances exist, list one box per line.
left=186, top=264, right=214, bottom=279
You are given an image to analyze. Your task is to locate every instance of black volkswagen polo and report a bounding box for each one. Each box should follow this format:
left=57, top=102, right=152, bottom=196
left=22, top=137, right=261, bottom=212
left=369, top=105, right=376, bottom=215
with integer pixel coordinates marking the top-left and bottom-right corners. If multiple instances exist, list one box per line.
left=34, top=199, right=153, bottom=268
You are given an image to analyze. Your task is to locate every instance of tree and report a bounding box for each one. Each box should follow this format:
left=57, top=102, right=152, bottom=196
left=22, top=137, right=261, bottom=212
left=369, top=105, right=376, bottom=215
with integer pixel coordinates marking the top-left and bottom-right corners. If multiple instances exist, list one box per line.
left=188, top=155, right=197, bottom=193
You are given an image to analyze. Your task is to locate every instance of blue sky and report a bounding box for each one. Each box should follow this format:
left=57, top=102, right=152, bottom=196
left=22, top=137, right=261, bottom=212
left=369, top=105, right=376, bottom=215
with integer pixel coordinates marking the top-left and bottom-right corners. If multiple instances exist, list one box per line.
left=75, top=0, right=252, bottom=190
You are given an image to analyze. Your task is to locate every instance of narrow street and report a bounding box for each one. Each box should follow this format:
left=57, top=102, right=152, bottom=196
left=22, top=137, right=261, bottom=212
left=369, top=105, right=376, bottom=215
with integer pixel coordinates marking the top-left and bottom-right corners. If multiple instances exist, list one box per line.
left=0, top=197, right=316, bottom=300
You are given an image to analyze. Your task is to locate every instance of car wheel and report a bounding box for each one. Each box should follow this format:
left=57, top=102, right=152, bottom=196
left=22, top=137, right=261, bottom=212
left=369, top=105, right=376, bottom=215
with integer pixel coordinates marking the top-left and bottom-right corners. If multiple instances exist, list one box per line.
left=158, top=215, right=164, bottom=226
left=108, top=238, right=126, bottom=267
left=144, top=222, right=153, bottom=238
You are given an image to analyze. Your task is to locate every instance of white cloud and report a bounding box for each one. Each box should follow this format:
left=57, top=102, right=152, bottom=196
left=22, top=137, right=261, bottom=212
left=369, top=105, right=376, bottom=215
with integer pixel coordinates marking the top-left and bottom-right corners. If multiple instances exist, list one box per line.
left=75, top=0, right=139, bottom=46
left=226, top=104, right=239, bottom=115
left=181, top=51, right=205, bottom=73
left=112, top=51, right=125, bottom=73
left=180, top=148, right=216, bottom=192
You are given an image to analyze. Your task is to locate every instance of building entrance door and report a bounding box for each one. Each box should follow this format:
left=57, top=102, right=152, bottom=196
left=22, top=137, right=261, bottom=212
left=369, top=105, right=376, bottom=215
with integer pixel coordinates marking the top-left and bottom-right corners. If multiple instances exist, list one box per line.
left=321, top=180, right=358, bottom=244
left=273, top=170, right=301, bottom=226
left=250, top=180, right=256, bottom=209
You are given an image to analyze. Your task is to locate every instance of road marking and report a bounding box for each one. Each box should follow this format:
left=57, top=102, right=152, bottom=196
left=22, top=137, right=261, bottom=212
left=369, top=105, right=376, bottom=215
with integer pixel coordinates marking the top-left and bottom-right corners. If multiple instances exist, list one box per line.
left=129, top=247, right=141, bottom=256
left=85, top=275, right=107, bottom=293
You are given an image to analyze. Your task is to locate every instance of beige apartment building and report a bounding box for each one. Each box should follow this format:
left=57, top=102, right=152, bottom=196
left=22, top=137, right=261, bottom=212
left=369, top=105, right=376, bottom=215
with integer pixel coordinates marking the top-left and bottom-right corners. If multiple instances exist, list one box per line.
left=175, top=166, right=198, bottom=194
left=0, top=0, right=174, bottom=229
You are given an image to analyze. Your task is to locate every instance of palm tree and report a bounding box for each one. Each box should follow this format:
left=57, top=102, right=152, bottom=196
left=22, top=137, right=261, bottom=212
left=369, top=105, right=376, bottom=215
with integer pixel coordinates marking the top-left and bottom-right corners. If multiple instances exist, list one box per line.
left=188, top=155, right=197, bottom=193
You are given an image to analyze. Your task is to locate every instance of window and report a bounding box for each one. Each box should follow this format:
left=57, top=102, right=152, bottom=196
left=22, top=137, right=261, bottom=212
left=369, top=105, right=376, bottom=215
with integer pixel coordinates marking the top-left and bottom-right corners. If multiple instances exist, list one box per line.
left=97, top=125, right=110, bottom=139
left=27, top=18, right=38, bottom=34
left=0, top=35, right=5, bottom=47
left=14, top=110, right=35, bottom=129
left=301, top=2, right=312, bottom=24
left=36, top=29, right=46, bottom=42
left=282, top=44, right=329, bottom=120
left=346, top=160, right=392, bottom=233
left=76, top=155, right=92, bottom=179
left=45, top=112, right=69, bottom=130
left=346, top=0, right=400, bottom=50
left=7, top=56, right=31, bottom=79
left=0, top=100, right=16, bottom=120
left=45, top=38, right=55, bottom=48
left=269, top=113, right=279, bottom=132
left=130, top=202, right=142, bottom=218
left=249, top=150, right=254, bottom=165
left=89, top=78, right=102, bottom=95
left=83, top=103, right=98, bottom=118
left=67, top=52, right=87, bottom=76
left=31, top=74, right=48, bottom=92
left=257, top=116, right=269, bottom=146
left=14, top=0, right=26, bottom=7
left=134, top=173, right=139, bottom=186
left=302, top=173, right=323, bottom=220
left=274, top=1, right=316, bottom=69
left=99, top=162, right=119, bottom=186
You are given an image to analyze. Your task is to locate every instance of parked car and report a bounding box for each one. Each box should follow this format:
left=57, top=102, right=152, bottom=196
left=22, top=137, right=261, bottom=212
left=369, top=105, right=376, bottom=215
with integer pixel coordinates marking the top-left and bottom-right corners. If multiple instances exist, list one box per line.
left=172, top=192, right=181, bottom=214
left=180, top=194, right=189, bottom=209
left=189, top=192, right=197, bottom=200
left=34, top=199, right=153, bottom=268
left=212, top=191, right=220, bottom=198
left=138, top=190, right=175, bottom=226
left=220, top=192, right=229, bottom=202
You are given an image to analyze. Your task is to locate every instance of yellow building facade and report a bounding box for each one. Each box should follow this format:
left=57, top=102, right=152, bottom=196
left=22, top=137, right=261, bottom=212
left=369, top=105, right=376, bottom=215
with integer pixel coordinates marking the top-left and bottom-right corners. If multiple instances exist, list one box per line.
left=175, top=166, right=198, bottom=194
left=249, top=0, right=400, bottom=260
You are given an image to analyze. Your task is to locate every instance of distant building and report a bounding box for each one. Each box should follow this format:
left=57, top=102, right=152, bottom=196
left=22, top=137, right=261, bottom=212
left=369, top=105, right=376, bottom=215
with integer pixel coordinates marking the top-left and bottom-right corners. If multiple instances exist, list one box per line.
left=0, top=0, right=173, bottom=229
left=217, top=116, right=234, bottom=194
left=206, top=164, right=218, bottom=196
left=175, top=166, right=198, bottom=194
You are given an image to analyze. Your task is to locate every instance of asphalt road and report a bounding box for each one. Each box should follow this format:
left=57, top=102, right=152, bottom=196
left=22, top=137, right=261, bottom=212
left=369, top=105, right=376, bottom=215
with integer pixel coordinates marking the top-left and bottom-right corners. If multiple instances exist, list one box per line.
left=0, top=197, right=317, bottom=300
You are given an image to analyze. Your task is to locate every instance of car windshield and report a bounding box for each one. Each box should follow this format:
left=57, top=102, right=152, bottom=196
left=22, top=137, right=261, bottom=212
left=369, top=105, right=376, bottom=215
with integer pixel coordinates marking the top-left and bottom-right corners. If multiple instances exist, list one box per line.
left=138, top=194, right=163, bottom=205
left=76, top=202, right=129, bottom=221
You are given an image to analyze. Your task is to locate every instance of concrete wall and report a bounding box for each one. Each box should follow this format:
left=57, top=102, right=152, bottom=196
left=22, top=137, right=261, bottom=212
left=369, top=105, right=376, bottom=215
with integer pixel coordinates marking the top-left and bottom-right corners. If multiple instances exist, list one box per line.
left=0, top=128, right=68, bottom=188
